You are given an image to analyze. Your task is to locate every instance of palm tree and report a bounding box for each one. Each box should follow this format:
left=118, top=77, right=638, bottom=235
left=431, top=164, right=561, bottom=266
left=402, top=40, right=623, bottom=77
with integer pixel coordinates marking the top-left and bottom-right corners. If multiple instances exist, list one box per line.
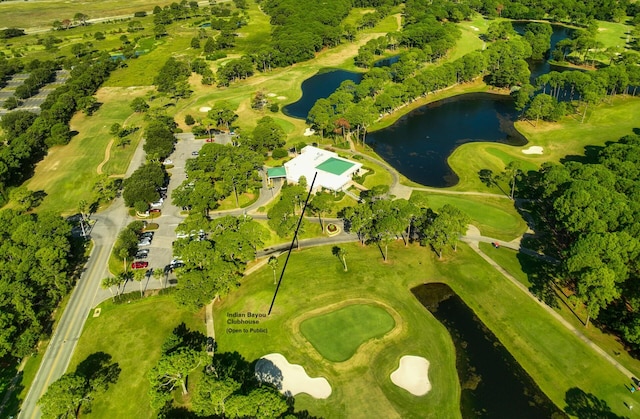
left=332, top=246, right=348, bottom=272
left=268, top=256, right=279, bottom=284
left=101, top=276, right=120, bottom=301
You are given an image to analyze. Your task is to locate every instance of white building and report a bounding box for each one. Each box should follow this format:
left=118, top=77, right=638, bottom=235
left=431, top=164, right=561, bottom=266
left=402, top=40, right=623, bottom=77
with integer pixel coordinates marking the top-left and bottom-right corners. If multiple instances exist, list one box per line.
left=270, top=146, right=362, bottom=192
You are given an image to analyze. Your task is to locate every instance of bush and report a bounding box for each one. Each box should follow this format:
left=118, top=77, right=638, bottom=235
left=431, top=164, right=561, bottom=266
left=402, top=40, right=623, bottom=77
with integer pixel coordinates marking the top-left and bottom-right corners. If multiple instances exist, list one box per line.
left=185, top=114, right=195, bottom=125
left=271, top=148, right=288, bottom=159
left=269, top=103, right=279, bottom=112
left=134, top=11, right=147, bottom=17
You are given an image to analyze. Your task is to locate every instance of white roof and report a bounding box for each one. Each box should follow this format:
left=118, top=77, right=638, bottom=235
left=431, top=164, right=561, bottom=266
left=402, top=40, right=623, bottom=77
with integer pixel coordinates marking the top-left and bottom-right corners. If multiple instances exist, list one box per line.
left=283, top=146, right=362, bottom=191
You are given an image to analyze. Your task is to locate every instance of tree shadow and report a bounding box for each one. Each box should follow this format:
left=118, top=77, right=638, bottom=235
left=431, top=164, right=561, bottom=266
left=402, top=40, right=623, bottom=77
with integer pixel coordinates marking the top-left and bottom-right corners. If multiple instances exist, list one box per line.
left=254, top=358, right=284, bottom=392
left=564, top=387, right=627, bottom=418
left=517, top=250, right=561, bottom=308
left=75, top=352, right=121, bottom=391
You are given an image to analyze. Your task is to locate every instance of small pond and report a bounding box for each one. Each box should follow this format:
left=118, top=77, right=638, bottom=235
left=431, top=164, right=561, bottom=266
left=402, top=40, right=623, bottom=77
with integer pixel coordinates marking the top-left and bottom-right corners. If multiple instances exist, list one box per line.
left=412, top=283, right=567, bottom=418
left=368, top=93, right=526, bottom=187
left=282, top=69, right=363, bottom=119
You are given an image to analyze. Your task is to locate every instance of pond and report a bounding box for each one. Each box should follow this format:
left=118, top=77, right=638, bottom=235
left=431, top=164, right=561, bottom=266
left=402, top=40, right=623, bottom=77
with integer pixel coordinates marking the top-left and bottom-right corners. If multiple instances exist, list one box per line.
left=282, top=69, right=363, bottom=119
left=412, top=283, right=567, bottom=418
left=368, top=93, right=526, bottom=187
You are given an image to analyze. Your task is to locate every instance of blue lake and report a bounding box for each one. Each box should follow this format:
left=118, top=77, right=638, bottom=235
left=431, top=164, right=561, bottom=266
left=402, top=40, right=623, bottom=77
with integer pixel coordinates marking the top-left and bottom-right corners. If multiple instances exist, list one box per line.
left=282, top=70, right=363, bottom=119
left=368, top=93, right=526, bottom=187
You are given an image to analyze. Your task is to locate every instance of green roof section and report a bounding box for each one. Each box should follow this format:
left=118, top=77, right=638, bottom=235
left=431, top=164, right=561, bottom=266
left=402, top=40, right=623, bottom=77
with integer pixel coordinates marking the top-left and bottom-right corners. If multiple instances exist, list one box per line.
left=315, top=157, right=355, bottom=176
left=267, top=166, right=287, bottom=178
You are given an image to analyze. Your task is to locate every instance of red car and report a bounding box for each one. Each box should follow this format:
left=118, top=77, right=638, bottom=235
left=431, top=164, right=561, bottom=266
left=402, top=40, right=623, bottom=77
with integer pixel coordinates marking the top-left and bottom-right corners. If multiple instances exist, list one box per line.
left=131, top=261, right=149, bottom=269
left=206, top=138, right=215, bottom=142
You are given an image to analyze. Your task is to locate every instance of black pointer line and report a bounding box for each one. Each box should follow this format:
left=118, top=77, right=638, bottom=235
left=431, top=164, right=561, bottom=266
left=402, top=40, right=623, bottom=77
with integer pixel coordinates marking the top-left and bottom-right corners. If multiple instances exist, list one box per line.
left=268, top=171, right=318, bottom=315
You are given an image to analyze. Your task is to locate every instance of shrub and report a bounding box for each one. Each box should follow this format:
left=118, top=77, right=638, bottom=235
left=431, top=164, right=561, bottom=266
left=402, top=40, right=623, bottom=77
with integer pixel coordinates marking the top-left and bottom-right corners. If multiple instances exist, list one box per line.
left=185, top=114, right=195, bottom=125
left=271, top=148, right=288, bottom=159
left=269, top=103, right=279, bottom=112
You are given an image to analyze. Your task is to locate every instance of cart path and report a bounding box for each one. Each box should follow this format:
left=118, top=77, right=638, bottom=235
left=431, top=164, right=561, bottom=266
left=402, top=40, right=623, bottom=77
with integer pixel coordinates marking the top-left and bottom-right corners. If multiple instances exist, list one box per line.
left=96, top=139, right=114, bottom=175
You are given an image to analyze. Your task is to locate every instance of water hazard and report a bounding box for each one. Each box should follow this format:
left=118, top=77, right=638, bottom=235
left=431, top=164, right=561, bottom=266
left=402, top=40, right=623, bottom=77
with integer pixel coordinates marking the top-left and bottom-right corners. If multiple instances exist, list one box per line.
left=412, top=283, right=567, bottom=418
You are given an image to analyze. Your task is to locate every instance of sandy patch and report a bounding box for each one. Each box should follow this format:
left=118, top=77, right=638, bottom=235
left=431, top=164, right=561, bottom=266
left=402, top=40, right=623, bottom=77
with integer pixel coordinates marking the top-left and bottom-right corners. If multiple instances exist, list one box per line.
left=255, top=353, right=331, bottom=399
left=522, top=146, right=544, bottom=155
left=199, top=106, right=211, bottom=112
left=277, top=96, right=287, bottom=100
left=470, top=25, right=479, bottom=31
left=267, top=93, right=277, bottom=97
left=390, top=355, right=431, bottom=396
left=303, top=128, right=316, bottom=136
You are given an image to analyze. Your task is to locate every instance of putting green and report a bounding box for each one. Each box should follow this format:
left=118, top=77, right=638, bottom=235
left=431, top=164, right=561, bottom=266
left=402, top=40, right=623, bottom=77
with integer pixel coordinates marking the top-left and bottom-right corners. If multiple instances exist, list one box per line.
left=300, top=304, right=395, bottom=362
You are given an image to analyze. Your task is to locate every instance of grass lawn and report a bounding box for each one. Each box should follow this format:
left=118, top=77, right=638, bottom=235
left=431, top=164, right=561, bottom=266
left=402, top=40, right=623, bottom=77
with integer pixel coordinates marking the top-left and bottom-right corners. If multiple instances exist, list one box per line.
left=213, top=242, right=638, bottom=418
left=477, top=241, right=640, bottom=402
left=444, top=95, right=640, bottom=191
left=300, top=304, right=395, bottom=362
left=67, top=294, right=205, bottom=418
left=410, top=191, right=527, bottom=241
left=24, top=87, right=149, bottom=215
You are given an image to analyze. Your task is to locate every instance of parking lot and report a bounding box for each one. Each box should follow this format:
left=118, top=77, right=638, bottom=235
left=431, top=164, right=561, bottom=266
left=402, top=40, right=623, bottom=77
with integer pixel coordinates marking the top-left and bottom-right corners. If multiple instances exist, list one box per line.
left=129, top=133, right=221, bottom=277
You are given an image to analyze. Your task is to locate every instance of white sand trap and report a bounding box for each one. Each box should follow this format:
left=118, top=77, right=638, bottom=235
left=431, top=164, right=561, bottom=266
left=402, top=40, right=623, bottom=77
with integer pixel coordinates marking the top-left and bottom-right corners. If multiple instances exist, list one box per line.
left=522, top=146, right=544, bottom=155
left=391, top=355, right=431, bottom=396
left=267, top=93, right=277, bottom=97
left=470, top=25, right=480, bottom=31
left=199, top=106, right=211, bottom=112
left=277, top=96, right=287, bottom=100
left=255, top=353, right=332, bottom=399
left=303, top=128, right=316, bottom=136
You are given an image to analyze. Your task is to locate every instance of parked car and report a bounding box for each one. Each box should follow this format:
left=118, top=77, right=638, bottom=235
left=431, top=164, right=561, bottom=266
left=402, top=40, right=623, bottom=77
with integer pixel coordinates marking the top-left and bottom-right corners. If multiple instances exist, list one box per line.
left=206, top=138, right=215, bottom=142
left=141, top=231, right=154, bottom=239
left=191, top=150, right=199, bottom=156
left=135, top=249, right=149, bottom=259
left=163, top=159, right=173, bottom=165
left=138, top=238, right=151, bottom=246
left=150, top=199, right=163, bottom=208
left=149, top=209, right=161, bottom=214
left=131, top=261, right=149, bottom=269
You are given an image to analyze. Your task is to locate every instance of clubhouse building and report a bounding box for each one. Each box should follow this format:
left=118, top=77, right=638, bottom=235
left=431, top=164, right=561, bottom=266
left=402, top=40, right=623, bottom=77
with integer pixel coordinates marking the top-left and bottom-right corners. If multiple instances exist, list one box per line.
left=267, top=146, right=362, bottom=192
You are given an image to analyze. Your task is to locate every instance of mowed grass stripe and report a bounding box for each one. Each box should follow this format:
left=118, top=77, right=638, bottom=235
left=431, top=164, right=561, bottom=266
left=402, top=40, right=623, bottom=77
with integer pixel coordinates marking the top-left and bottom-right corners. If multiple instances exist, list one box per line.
left=300, top=304, right=395, bottom=362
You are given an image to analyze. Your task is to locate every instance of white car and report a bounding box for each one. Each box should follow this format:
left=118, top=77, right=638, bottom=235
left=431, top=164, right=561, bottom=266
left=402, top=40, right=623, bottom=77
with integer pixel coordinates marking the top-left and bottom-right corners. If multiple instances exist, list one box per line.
left=150, top=199, right=163, bottom=208
left=138, top=239, right=151, bottom=246
left=163, top=159, right=173, bottom=165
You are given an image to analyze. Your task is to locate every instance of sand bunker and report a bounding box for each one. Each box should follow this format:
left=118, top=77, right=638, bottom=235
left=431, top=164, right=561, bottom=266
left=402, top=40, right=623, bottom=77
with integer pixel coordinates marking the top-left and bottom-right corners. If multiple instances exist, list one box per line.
left=277, top=96, right=287, bottom=100
left=470, top=25, right=480, bottom=31
left=255, top=353, right=332, bottom=399
left=267, top=93, right=277, bottom=97
left=522, top=146, right=544, bottom=155
left=199, top=106, right=211, bottom=112
left=390, top=355, right=431, bottom=396
left=303, top=128, right=316, bottom=136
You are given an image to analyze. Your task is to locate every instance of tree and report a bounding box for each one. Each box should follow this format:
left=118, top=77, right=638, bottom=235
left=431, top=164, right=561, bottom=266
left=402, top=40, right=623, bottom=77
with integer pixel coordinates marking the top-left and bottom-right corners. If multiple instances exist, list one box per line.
left=133, top=268, right=146, bottom=297
left=130, top=97, right=149, bottom=113
left=100, top=276, right=121, bottom=302
left=502, top=161, right=523, bottom=200
left=153, top=268, right=166, bottom=289
left=332, top=246, right=348, bottom=271
left=267, top=256, right=279, bottom=284
left=208, top=101, right=238, bottom=130
left=38, top=373, right=88, bottom=418
left=310, top=192, right=333, bottom=232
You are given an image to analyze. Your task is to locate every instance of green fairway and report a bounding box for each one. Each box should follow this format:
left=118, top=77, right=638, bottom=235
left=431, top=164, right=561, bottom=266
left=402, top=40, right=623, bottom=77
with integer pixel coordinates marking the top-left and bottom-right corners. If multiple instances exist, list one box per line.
left=410, top=191, right=527, bottom=241
left=213, top=242, right=640, bottom=418
left=300, top=304, right=395, bottom=362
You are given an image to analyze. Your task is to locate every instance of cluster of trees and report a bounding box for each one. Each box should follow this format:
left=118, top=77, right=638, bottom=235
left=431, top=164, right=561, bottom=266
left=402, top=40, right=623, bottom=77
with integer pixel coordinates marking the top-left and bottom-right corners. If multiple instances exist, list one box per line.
left=267, top=180, right=310, bottom=243
left=193, top=351, right=290, bottom=418
left=154, top=57, right=192, bottom=102
left=260, top=0, right=352, bottom=67
left=39, top=352, right=120, bottom=418
left=0, top=210, right=73, bottom=358
left=122, top=162, right=166, bottom=212
left=0, top=28, right=25, bottom=39
left=341, top=190, right=468, bottom=261
left=0, top=56, right=117, bottom=205
left=241, top=116, right=286, bottom=155
left=173, top=142, right=262, bottom=212
left=11, top=60, right=57, bottom=102
left=52, top=13, right=89, bottom=31
left=148, top=324, right=292, bottom=417
left=143, top=116, right=177, bottom=161
left=111, top=221, right=146, bottom=272
left=522, top=134, right=640, bottom=346
left=478, top=0, right=637, bottom=23
left=515, top=62, right=640, bottom=125
left=172, top=215, right=266, bottom=309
